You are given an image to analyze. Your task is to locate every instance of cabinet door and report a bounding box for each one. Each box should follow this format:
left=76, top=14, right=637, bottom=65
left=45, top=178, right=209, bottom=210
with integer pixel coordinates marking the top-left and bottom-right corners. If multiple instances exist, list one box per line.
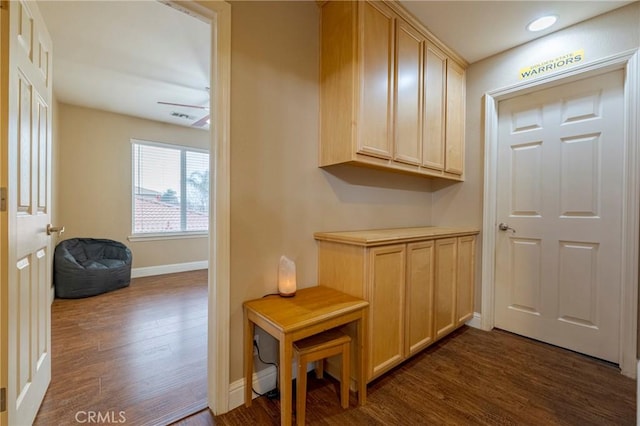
left=393, top=20, right=423, bottom=165
left=434, top=238, right=457, bottom=340
left=405, top=241, right=434, bottom=356
left=368, top=244, right=405, bottom=379
left=456, top=235, right=476, bottom=325
left=358, top=1, right=395, bottom=159
left=445, top=60, right=465, bottom=175
left=423, top=43, right=447, bottom=170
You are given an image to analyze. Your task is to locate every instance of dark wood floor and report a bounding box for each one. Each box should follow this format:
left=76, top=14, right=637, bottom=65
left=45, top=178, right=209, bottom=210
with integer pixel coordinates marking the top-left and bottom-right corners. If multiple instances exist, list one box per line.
left=34, top=269, right=208, bottom=426
left=174, top=326, right=636, bottom=426
left=33, top=270, right=636, bottom=426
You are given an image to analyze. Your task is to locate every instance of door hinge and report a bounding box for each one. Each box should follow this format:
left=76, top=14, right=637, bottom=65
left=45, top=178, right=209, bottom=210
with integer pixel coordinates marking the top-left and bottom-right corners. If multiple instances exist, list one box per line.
left=0, top=387, right=6, bottom=412
left=0, top=188, right=6, bottom=212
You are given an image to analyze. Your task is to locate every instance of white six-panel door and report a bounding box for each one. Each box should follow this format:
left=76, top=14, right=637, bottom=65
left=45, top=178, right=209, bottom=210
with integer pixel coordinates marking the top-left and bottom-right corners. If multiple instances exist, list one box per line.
left=6, top=1, right=53, bottom=424
left=495, top=70, right=624, bottom=363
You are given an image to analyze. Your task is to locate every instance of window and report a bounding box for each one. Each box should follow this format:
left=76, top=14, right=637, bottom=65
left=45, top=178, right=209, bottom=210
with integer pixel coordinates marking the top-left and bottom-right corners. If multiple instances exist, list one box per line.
left=132, top=140, right=209, bottom=235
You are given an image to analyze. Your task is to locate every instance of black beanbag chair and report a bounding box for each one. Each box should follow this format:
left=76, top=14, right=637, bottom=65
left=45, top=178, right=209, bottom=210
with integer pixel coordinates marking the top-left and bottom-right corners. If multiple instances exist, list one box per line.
left=54, top=238, right=132, bottom=298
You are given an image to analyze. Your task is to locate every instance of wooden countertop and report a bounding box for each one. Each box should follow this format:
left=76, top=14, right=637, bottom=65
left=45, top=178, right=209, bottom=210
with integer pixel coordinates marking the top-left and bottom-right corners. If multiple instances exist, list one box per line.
left=314, top=226, right=479, bottom=246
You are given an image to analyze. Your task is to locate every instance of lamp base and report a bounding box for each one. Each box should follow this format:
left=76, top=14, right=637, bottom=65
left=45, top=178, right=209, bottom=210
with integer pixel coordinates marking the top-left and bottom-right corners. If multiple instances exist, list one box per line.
left=279, top=291, right=296, bottom=297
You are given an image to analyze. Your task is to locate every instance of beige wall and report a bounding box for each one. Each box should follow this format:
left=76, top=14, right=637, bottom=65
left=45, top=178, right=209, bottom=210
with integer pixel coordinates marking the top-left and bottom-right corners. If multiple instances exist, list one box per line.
left=228, top=1, right=434, bottom=381
left=56, top=103, right=209, bottom=269
left=431, top=2, right=640, bottom=311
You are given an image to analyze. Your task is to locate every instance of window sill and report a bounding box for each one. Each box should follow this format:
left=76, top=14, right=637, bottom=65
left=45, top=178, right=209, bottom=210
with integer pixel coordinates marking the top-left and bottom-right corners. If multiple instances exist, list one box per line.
left=128, top=232, right=209, bottom=242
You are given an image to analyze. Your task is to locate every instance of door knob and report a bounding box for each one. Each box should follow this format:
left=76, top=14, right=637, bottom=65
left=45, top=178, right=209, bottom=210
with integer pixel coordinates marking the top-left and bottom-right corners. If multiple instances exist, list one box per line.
left=498, top=223, right=516, bottom=233
left=46, top=224, right=65, bottom=236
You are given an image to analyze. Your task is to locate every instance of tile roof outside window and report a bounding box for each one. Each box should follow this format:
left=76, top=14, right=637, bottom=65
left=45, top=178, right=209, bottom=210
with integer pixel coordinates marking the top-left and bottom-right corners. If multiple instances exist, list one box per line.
left=134, top=196, right=208, bottom=233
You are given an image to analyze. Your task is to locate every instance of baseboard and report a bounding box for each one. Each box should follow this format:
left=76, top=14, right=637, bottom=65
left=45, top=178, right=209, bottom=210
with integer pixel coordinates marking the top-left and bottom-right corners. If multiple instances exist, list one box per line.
left=466, top=312, right=482, bottom=329
left=228, top=360, right=316, bottom=411
left=130, top=260, right=208, bottom=278
left=228, top=365, right=277, bottom=411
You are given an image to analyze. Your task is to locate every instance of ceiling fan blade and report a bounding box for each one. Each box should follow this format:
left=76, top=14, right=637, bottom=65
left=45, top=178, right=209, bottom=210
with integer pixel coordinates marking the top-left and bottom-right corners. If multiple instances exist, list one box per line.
left=192, top=114, right=210, bottom=128
left=158, top=101, right=209, bottom=110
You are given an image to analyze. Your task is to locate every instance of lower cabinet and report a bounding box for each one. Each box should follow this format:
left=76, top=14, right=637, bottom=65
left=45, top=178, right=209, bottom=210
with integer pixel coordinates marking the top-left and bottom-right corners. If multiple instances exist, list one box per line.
left=405, top=241, right=434, bottom=357
left=315, top=227, right=478, bottom=382
left=369, top=245, right=406, bottom=378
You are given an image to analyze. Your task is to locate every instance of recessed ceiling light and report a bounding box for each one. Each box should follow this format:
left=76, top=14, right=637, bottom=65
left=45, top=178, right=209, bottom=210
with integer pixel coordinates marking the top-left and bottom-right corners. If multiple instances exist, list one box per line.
left=527, top=15, right=557, bottom=32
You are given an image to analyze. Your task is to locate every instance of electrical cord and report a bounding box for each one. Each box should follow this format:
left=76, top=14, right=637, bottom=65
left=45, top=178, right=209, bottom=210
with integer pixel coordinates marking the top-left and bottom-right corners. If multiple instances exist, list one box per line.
left=251, top=339, right=280, bottom=398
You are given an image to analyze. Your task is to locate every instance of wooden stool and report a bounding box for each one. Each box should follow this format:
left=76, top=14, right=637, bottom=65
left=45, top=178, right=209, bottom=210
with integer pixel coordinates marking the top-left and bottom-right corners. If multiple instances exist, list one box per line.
left=293, top=328, right=351, bottom=426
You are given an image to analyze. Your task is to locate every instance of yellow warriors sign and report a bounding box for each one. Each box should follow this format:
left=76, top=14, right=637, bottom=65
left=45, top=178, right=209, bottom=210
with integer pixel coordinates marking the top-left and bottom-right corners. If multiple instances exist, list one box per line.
left=519, top=50, right=585, bottom=80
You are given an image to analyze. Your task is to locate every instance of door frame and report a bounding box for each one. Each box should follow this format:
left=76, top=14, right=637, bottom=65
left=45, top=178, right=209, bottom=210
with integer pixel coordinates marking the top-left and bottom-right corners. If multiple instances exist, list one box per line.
left=205, top=0, right=232, bottom=414
left=0, top=0, right=232, bottom=421
left=481, top=49, right=640, bottom=378
left=174, top=0, right=232, bottom=415
left=0, top=1, right=9, bottom=425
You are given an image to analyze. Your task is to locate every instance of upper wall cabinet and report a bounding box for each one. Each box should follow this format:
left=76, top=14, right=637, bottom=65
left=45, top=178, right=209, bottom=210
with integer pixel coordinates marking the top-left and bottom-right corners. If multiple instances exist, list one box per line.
left=319, top=0, right=467, bottom=181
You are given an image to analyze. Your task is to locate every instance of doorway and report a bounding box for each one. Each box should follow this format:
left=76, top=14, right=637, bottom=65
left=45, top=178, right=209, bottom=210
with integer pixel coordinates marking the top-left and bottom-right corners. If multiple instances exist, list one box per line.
left=1, top=1, right=231, bottom=424
left=481, top=50, right=640, bottom=377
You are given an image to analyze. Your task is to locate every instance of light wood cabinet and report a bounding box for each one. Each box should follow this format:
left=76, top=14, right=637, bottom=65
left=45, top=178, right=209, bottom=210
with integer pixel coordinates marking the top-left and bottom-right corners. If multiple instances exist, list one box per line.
left=315, top=227, right=479, bottom=382
left=434, top=238, right=458, bottom=339
left=319, top=0, right=468, bottom=181
left=445, top=59, right=465, bottom=175
left=358, top=1, right=395, bottom=160
left=368, top=245, right=405, bottom=378
left=405, top=241, right=434, bottom=356
left=423, top=42, right=447, bottom=171
left=456, top=235, right=476, bottom=325
left=394, top=19, right=423, bottom=166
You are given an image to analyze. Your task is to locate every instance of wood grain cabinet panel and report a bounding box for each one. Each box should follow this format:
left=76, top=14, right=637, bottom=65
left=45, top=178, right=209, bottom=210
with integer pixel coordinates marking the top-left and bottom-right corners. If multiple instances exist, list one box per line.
left=405, top=241, right=435, bottom=356
left=423, top=42, right=447, bottom=171
left=316, top=227, right=478, bottom=382
left=445, top=60, right=465, bottom=175
left=318, top=0, right=467, bottom=181
left=434, top=238, right=457, bottom=340
left=368, top=245, right=406, bottom=378
left=456, top=235, right=476, bottom=325
left=358, top=1, right=395, bottom=159
left=394, top=19, right=423, bottom=165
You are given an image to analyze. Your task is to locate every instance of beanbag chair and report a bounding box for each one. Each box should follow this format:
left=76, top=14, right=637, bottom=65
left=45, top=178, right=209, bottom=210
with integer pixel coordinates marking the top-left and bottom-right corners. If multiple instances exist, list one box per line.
left=54, top=238, right=132, bottom=298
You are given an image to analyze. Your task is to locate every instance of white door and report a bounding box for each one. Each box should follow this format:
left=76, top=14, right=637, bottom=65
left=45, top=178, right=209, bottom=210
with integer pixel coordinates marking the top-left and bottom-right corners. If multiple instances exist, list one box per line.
left=494, top=70, right=624, bottom=363
left=2, top=1, right=54, bottom=424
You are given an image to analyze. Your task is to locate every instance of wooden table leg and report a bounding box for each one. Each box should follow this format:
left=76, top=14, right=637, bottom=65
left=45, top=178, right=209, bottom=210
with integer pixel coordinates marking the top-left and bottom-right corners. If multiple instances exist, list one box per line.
left=356, top=308, right=368, bottom=405
left=244, top=311, right=255, bottom=407
left=279, top=334, right=293, bottom=426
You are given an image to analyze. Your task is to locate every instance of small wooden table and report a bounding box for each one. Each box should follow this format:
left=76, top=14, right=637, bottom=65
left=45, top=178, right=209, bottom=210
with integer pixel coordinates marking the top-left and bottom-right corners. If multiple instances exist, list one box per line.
left=243, top=286, right=369, bottom=426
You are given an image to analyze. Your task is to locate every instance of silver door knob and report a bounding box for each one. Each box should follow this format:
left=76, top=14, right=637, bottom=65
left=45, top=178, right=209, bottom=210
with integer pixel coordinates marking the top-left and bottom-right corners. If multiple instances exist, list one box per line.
left=46, top=224, right=65, bottom=236
left=498, top=223, right=516, bottom=233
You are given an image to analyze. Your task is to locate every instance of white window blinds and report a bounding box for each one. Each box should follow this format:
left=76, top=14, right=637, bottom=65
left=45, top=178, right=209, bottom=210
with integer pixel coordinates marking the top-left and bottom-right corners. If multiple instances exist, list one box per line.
left=132, top=140, right=209, bottom=235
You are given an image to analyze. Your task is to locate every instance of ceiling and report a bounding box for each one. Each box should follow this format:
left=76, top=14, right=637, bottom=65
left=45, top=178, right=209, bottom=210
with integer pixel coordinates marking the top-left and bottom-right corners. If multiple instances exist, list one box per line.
left=400, top=1, right=635, bottom=64
left=37, top=1, right=211, bottom=129
left=37, top=1, right=634, bottom=130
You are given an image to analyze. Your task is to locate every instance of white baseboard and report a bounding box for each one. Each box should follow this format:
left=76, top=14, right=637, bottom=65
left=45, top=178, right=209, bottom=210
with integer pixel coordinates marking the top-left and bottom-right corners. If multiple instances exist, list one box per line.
left=466, top=312, right=482, bottom=329
left=130, top=260, right=208, bottom=278
left=228, top=365, right=277, bottom=411
left=228, top=360, right=316, bottom=411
